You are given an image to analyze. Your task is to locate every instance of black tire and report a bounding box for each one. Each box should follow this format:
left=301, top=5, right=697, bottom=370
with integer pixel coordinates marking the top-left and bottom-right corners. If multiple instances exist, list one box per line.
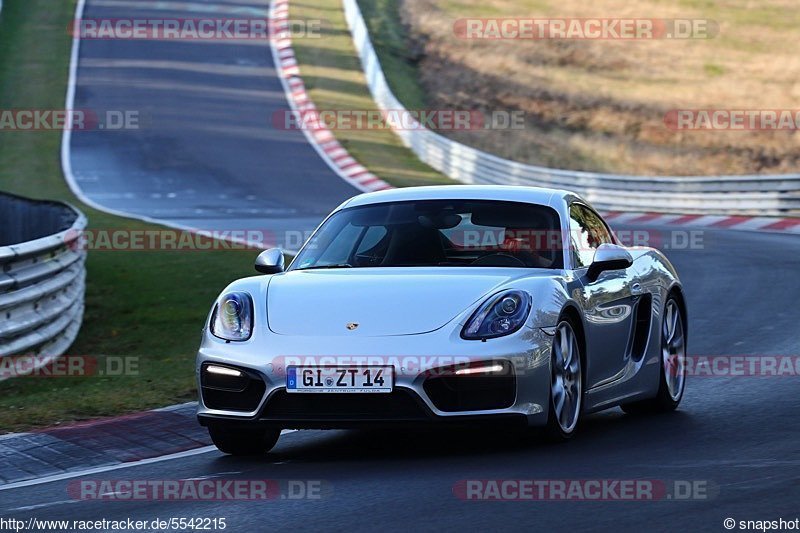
left=208, top=426, right=281, bottom=456
left=543, top=316, right=585, bottom=442
left=622, top=295, right=686, bottom=415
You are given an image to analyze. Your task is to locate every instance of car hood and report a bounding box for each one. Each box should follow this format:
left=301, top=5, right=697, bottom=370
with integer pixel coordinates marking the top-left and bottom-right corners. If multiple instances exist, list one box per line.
left=266, top=267, right=535, bottom=337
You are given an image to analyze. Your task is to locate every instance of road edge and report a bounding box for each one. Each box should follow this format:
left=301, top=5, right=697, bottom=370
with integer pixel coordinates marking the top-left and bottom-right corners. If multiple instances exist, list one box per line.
left=0, top=403, right=209, bottom=488
left=269, top=0, right=393, bottom=193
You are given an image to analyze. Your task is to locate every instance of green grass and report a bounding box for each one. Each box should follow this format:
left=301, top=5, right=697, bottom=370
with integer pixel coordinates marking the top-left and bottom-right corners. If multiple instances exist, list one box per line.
left=0, top=0, right=256, bottom=432
left=355, top=0, right=427, bottom=111
left=0, top=0, right=454, bottom=432
left=703, top=63, right=725, bottom=77
left=290, top=0, right=451, bottom=187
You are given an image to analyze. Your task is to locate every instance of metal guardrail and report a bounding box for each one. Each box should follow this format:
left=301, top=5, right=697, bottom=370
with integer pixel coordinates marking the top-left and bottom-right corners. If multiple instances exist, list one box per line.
left=342, top=0, right=800, bottom=216
left=0, top=193, right=87, bottom=370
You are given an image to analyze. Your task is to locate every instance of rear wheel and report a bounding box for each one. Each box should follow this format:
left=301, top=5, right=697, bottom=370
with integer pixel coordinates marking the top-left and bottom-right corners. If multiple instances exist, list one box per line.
left=622, top=296, right=686, bottom=414
left=208, top=426, right=281, bottom=456
left=544, top=318, right=584, bottom=441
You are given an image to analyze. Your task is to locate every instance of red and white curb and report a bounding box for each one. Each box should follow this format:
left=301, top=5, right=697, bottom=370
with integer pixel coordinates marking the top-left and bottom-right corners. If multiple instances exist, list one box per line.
left=603, top=212, right=800, bottom=234
left=269, top=0, right=392, bottom=193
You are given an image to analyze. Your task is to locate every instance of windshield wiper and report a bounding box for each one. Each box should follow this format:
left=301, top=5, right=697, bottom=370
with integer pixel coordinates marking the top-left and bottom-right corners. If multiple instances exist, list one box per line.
left=297, top=263, right=354, bottom=271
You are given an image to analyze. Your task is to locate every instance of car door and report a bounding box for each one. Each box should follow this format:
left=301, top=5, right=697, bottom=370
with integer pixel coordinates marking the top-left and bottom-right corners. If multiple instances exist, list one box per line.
left=569, top=203, right=639, bottom=389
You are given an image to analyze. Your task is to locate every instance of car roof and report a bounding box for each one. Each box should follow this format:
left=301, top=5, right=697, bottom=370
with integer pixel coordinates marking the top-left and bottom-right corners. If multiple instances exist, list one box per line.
left=340, top=185, right=579, bottom=210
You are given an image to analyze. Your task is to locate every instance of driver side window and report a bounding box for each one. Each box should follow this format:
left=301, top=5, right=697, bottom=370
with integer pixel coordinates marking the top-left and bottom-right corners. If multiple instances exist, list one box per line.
left=569, top=204, right=613, bottom=268
left=314, top=223, right=362, bottom=266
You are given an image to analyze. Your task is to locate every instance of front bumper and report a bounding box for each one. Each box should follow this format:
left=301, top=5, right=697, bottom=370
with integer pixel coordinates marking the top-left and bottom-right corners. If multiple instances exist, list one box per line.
left=196, top=325, right=554, bottom=429
left=198, top=388, right=528, bottom=429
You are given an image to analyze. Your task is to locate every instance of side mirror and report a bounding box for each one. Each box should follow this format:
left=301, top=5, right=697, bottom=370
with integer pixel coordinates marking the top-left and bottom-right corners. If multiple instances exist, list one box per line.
left=255, top=248, right=285, bottom=274
left=587, top=243, right=633, bottom=282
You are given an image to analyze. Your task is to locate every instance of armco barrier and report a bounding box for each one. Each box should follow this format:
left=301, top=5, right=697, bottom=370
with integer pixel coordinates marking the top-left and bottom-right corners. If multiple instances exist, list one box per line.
left=0, top=193, right=87, bottom=374
left=342, top=0, right=800, bottom=216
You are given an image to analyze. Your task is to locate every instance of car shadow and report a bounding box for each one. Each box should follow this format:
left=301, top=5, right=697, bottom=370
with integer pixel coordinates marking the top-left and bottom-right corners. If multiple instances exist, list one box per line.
left=212, top=408, right=701, bottom=467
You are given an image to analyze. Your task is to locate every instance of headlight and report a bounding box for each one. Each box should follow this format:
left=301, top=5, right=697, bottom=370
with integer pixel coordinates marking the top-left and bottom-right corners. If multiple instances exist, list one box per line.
left=210, top=292, right=253, bottom=341
left=461, top=290, right=532, bottom=340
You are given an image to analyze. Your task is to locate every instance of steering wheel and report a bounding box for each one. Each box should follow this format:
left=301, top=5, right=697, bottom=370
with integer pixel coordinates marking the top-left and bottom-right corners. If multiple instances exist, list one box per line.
left=470, top=253, right=526, bottom=267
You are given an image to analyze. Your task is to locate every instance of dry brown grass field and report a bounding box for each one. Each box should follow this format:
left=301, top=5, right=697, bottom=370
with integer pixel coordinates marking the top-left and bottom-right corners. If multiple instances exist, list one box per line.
left=387, top=0, right=800, bottom=175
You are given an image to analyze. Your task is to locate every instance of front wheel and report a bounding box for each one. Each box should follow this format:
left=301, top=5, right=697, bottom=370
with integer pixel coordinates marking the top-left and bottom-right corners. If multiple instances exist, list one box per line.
left=622, top=296, right=687, bottom=414
left=208, top=426, right=281, bottom=456
left=544, top=318, right=584, bottom=441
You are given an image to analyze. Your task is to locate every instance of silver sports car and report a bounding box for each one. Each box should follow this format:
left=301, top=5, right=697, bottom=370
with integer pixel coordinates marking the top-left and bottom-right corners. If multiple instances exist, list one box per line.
left=196, top=186, right=687, bottom=455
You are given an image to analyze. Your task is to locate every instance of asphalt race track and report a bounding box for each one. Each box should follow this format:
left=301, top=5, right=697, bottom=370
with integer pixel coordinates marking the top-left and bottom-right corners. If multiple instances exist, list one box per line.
left=3, top=226, right=800, bottom=530
left=16, top=0, right=799, bottom=530
left=68, top=0, right=359, bottom=247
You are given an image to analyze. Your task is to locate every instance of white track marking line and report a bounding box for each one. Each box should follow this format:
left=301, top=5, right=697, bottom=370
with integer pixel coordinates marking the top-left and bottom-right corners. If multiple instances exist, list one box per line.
left=0, top=430, right=297, bottom=492
left=61, top=0, right=297, bottom=252
left=6, top=500, right=83, bottom=512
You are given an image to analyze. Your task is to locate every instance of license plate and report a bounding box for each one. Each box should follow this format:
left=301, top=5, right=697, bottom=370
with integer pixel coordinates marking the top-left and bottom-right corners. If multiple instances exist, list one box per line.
left=286, top=366, right=393, bottom=393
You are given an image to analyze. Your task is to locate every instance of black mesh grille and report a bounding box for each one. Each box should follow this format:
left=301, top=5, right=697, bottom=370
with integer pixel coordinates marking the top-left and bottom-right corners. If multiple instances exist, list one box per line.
left=261, top=389, right=428, bottom=420
left=424, top=362, right=516, bottom=412
left=201, top=365, right=266, bottom=412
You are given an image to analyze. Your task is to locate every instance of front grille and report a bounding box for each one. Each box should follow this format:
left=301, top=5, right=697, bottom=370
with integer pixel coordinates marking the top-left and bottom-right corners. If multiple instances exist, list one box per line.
left=201, top=364, right=266, bottom=412
left=260, top=388, right=429, bottom=420
left=424, top=362, right=516, bottom=412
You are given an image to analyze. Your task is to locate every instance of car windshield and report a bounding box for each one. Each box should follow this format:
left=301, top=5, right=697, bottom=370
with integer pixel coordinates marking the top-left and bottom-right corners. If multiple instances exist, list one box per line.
left=290, top=200, right=564, bottom=270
